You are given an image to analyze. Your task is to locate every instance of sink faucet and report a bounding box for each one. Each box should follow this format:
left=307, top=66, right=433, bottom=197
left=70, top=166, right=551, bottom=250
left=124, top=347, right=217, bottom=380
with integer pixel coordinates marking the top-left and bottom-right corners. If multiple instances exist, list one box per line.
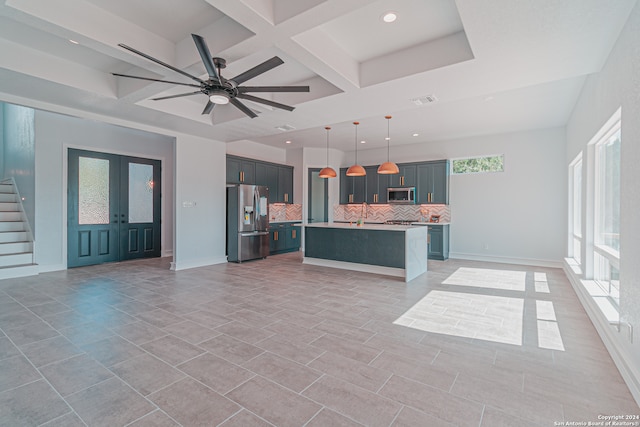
left=361, top=202, right=368, bottom=220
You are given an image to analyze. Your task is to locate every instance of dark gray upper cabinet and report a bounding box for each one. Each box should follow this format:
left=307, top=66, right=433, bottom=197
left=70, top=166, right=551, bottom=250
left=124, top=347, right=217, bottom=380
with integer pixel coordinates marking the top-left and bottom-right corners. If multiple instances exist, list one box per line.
left=227, top=156, right=293, bottom=203
left=417, top=160, right=449, bottom=204
left=339, top=168, right=366, bottom=204
left=365, top=165, right=389, bottom=204
left=255, top=162, right=279, bottom=202
left=389, top=164, right=417, bottom=188
left=339, top=159, right=449, bottom=205
left=226, top=156, right=256, bottom=184
left=278, top=166, right=293, bottom=203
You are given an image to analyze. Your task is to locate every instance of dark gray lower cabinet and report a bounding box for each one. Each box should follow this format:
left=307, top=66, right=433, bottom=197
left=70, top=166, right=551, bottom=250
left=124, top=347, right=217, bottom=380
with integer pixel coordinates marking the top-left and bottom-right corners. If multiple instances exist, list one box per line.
left=270, top=223, right=301, bottom=255
left=428, top=224, right=449, bottom=260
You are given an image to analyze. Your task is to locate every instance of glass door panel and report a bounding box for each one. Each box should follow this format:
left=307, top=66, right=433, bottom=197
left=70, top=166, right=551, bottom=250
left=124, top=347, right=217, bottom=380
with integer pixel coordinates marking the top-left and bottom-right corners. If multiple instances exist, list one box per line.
left=128, top=162, right=154, bottom=223
left=78, top=157, right=110, bottom=225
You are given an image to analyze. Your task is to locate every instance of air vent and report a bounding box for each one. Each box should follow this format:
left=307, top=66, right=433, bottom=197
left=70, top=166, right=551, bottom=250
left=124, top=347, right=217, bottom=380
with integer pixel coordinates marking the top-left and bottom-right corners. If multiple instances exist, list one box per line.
left=411, top=94, right=438, bottom=106
left=275, top=124, right=296, bottom=131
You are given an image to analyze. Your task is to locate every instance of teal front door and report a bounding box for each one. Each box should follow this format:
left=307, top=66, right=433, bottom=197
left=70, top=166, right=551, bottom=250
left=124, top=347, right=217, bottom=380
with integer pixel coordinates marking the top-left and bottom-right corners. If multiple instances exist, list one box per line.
left=67, top=149, right=161, bottom=268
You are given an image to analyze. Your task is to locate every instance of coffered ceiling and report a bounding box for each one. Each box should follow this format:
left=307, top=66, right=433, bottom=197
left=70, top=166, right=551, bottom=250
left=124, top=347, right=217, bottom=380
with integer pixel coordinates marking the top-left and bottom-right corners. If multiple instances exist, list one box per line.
left=0, top=0, right=636, bottom=151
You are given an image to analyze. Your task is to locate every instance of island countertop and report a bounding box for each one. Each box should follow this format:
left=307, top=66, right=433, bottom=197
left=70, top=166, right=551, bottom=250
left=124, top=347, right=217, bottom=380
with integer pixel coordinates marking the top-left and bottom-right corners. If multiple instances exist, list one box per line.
left=303, top=222, right=418, bottom=231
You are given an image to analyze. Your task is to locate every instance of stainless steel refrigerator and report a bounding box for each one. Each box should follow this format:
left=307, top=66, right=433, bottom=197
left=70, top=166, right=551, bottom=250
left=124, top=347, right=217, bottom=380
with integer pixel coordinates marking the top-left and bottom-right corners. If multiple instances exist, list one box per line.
left=226, top=184, right=270, bottom=262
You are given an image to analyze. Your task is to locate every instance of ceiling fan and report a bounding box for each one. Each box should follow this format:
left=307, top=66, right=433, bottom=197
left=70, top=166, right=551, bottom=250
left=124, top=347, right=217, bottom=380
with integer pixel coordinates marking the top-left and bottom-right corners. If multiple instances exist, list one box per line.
left=113, top=34, right=310, bottom=118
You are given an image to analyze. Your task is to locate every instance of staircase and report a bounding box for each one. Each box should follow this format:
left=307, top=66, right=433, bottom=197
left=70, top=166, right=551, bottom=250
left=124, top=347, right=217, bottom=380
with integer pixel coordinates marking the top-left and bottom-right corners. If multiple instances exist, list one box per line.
left=0, top=179, right=37, bottom=279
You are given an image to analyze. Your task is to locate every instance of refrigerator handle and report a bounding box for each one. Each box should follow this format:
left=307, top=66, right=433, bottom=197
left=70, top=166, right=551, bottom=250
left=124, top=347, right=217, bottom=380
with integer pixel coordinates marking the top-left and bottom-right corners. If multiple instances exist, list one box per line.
left=254, top=187, right=260, bottom=217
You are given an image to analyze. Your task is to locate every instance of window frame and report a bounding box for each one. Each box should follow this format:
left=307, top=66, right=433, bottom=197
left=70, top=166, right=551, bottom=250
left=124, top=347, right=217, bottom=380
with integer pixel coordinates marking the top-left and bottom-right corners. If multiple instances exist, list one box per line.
left=568, top=153, right=582, bottom=264
left=589, top=109, right=621, bottom=306
left=451, top=154, right=505, bottom=175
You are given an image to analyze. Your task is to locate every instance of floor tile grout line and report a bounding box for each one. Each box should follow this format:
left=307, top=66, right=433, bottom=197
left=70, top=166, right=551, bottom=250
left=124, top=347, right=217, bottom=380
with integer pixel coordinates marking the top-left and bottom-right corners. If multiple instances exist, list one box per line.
left=0, top=327, right=84, bottom=425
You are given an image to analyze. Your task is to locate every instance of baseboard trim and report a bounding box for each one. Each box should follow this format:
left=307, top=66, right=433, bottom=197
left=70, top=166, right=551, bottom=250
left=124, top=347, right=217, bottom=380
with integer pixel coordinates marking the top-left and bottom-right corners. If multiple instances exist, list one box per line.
left=449, top=252, right=562, bottom=268
left=37, top=263, right=66, bottom=273
left=161, top=249, right=173, bottom=258
left=303, top=256, right=408, bottom=281
left=170, top=256, right=227, bottom=271
left=563, top=260, right=640, bottom=406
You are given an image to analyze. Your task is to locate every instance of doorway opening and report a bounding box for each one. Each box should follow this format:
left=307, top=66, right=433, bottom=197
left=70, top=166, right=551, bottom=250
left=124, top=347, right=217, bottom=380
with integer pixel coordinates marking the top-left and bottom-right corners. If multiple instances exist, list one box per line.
left=308, top=168, right=328, bottom=223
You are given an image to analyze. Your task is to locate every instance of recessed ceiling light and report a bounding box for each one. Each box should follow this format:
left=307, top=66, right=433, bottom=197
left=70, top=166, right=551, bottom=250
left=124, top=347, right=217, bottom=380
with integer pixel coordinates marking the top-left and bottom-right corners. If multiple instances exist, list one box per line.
left=484, top=96, right=495, bottom=102
left=382, top=12, right=397, bottom=23
left=285, top=140, right=292, bottom=144
left=360, top=140, right=366, bottom=144
left=413, top=133, right=419, bottom=137
left=69, top=39, right=79, bottom=45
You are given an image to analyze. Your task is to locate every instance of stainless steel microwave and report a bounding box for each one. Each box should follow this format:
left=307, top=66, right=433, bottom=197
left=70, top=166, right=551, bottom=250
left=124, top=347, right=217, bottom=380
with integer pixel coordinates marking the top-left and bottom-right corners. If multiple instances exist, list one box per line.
left=387, top=187, right=416, bottom=204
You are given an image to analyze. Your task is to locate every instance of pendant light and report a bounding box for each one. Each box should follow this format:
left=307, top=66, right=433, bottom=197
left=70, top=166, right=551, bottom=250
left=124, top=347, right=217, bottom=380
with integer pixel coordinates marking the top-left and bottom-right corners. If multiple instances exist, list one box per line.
left=346, top=121, right=366, bottom=176
left=378, top=115, right=400, bottom=174
left=319, top=126, right=337, bottom=178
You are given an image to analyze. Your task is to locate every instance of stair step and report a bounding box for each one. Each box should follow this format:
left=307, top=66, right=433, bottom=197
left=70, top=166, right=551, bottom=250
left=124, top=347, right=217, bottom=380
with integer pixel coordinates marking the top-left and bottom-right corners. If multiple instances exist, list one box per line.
left=0, top=263, right=38, bottom=280
left=0, top=194, right=17, bottom=203
left=0, top=231, right=29, bottom=243
left=0, top=212, right=22, bottom=221
left=0, top=202, right=20, bottom=211
left=0, top=241, right=32, bottom=255
left=0, top=252, right=33, bottom=267
left=0, top=184, right=15, bottom=194
left=0, top=222, right=26, bottom=232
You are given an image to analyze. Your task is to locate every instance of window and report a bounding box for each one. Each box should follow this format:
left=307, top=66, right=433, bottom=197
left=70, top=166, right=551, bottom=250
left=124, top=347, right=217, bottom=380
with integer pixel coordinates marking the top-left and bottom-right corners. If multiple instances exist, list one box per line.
left=568, top=154, right=582, bottom=264
left=452, top=155, right=504, bottom=174
left=592, top=113, right=621, bottom=305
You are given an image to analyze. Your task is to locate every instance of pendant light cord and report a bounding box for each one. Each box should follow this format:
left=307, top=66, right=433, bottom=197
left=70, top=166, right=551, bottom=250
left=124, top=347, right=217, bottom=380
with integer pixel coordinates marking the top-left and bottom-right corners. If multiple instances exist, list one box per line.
left=325, top=126, right=330, bottom=166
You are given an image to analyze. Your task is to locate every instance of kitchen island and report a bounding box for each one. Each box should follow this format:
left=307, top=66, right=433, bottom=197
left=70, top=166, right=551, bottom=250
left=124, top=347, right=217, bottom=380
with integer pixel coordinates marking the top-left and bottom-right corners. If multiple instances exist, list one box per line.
left=303, top=222, right=427, bottom=282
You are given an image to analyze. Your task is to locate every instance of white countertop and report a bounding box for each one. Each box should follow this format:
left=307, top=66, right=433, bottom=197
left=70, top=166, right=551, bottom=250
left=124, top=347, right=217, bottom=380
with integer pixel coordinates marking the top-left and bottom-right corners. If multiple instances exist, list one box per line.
left=303, top=222, right=418, bottom=231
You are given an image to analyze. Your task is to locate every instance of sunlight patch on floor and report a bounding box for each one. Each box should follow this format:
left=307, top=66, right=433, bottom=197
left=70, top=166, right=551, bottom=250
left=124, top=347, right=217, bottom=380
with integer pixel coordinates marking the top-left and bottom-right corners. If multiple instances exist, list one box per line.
left=394, top=290, right=524, bottom=346
left=441, top=267, right=526, bottom=292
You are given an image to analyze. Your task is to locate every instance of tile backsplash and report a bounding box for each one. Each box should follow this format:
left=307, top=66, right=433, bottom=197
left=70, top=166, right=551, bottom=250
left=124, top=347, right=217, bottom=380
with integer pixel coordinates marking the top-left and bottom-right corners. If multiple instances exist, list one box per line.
left=269, top=203, right=302, bottom=222
left=334, top=204, right=450, bottom=223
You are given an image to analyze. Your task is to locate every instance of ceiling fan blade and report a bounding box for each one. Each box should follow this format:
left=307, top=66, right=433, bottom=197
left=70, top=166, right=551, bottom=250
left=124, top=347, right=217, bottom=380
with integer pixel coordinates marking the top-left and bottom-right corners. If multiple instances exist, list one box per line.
left=112, top=73, right=201, bottom=88
left=237, top=94, right=295, bottom=111
left=151, top=91, right=202, bottom=101
left=191, top=34, right=221, bottom=82
left=230, top=56, right=284, bottom=85
left=238, top=85, right=310, bottom=93
left=202, top=100, right=215, bottom=115
left=230, top=98, right=258, bottom=118
left=118, top=43, right=205, bottom=84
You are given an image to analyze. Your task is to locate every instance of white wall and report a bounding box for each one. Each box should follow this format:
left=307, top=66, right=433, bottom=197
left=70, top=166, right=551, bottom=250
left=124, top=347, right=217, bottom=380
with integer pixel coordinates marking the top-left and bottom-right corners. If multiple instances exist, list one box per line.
left=171, top=134, right=227, bottom=270
left=226, top=139, right=287, bottom=164
left=34, top=110, right=174, bottom=271
left=565, top=0, right=640, bottom=403
left=353, top=128, right=567, bottom=266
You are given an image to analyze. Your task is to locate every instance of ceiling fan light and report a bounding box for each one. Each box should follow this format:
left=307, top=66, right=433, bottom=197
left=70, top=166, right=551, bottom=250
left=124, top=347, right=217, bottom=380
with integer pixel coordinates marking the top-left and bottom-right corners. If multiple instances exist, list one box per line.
left=209, top=90, right=230, bottom=104
left=378, top=161, right=400, bottom=174
left=319, top=167, right=337, bottom=178
left=346, top=165, right=366, bottom=176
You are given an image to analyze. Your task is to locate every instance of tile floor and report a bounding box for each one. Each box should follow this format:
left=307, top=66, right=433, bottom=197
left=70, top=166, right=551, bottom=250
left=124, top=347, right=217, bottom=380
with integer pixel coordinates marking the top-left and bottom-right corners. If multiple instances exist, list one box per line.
left=0, top=253, right=638, bottom=426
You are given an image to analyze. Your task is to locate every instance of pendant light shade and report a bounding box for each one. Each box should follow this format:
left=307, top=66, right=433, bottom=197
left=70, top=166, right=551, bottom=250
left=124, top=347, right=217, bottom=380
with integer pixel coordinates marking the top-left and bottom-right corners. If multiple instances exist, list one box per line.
left=319, top=126, right=337, bottom=178
left=378, top=115, right=399, bottom=174
left=346, top=121, right=366, bottom=176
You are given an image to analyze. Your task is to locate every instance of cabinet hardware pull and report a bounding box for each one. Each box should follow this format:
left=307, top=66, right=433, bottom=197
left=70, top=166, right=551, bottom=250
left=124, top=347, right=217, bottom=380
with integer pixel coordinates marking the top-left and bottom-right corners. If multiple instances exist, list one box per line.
left=292, top=230, right=296, bottom=239
left=284, top=193, right=288, bottom=202
left=400, top=176, right=404, bottom=186
left=274, top=231, right=278, bottom=240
